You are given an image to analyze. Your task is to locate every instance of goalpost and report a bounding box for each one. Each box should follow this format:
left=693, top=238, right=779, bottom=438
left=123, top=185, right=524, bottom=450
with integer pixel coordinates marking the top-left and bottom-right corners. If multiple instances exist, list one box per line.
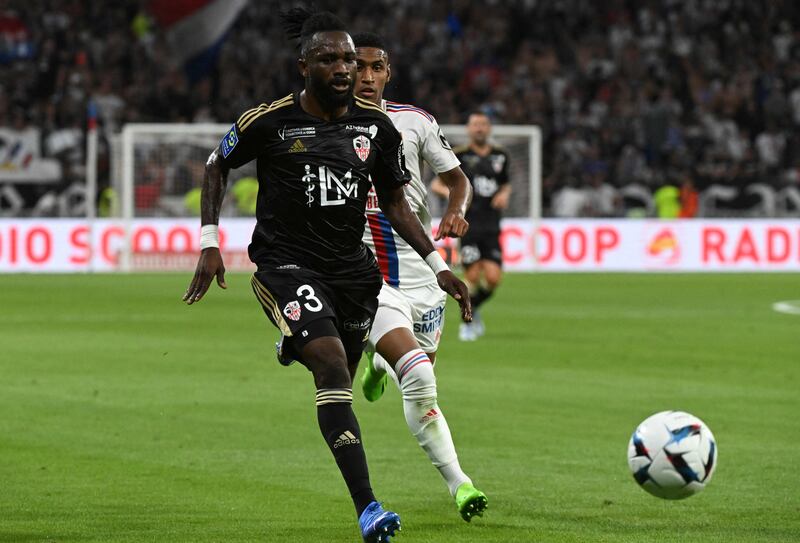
left=115, top=123, right=541, bottom=271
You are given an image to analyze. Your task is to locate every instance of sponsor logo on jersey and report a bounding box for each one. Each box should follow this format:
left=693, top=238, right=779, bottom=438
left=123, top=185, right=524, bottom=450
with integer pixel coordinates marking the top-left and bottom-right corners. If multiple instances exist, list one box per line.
left=353, top=135, right=371, bottom=162
left=345, top=124, right=378, bottom=139
left=220, top=124, right=238, bottom=158
left=343, top=318, right=371, bottom=331
left=333, top=430, right=360, bottom=448
left=283, top=300, right=302, bottom=321
left=278, top=126, right=316, bottom=140
left=365, top=186, right=380, bottom=212
left=413, top=305, right=445, bottom=334
left=304, top=164, right=359, bottom=206
left=276, top=264, right=300, bottom=270
left=289, top=138, right=307, bottom=153
left=474, top=175, right=499, bottom=197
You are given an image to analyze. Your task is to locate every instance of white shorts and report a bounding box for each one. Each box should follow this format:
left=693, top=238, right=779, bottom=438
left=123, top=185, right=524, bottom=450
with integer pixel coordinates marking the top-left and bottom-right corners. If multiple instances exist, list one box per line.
left=368, top=281, right=447, bottom=353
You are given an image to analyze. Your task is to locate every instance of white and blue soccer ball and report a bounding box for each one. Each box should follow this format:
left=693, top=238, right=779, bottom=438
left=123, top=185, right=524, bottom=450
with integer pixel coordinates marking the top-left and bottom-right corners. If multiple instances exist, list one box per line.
left=627, top=410, right=717, bottom=499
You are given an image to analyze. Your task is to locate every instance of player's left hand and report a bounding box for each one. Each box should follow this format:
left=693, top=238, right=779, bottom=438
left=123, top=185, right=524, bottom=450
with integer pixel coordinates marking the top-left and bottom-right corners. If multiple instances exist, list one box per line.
left=435, top=210, right=469, bottom=240
left=436, top=270, right=472, bottom=322
left=491, top=191, right=510, bottom=210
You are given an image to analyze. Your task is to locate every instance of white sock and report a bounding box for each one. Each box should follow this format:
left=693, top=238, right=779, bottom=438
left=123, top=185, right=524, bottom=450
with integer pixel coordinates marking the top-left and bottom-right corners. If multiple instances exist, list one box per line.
left=371, top=351, right=392, bottom=379
left=395, top=349, right=472, bottom=496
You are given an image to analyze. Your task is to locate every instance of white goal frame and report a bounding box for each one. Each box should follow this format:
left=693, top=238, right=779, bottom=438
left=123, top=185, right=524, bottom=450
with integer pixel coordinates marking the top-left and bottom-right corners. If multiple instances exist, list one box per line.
left=118, top=123, right=541, bottom=270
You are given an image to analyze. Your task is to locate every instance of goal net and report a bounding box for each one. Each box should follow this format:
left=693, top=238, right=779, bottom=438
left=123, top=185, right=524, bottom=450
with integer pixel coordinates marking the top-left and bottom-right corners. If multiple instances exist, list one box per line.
left=114, top=123, right=540, bottom=270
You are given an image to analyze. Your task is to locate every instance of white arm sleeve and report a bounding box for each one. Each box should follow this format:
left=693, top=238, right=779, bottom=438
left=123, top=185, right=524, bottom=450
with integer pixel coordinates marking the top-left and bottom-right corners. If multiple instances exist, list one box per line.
left=420, top=118, right=461, bottom=174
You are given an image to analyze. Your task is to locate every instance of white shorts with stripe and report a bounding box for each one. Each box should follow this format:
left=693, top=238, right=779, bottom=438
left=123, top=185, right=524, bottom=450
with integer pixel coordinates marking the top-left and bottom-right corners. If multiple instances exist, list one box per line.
left=367, top=280, right=447, bottom=354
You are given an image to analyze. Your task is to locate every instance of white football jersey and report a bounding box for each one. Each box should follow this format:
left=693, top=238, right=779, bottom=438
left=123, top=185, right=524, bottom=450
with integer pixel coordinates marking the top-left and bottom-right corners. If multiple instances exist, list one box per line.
left=363, top=100, right=460, bottom=288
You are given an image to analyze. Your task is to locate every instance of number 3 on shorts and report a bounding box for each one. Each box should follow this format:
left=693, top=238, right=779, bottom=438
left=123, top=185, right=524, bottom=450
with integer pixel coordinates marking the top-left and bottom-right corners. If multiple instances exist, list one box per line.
left=297, top=284, right=323, bottom=312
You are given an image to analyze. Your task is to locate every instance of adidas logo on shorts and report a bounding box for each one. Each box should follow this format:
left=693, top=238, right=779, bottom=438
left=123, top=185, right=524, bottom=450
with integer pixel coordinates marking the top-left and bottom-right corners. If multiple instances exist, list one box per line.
left=333, top=430, right=360, bottom=448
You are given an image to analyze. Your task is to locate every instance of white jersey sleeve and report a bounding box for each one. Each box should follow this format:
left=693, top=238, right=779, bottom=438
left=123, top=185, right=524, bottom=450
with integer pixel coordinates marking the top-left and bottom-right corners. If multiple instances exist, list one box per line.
left=363, top=101, right=460, bottom=289
left=419, top=118, right=460, bottom=176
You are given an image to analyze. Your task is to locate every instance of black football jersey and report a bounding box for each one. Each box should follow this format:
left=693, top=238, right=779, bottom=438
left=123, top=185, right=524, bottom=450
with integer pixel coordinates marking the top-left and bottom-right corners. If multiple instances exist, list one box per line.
left=218, top=93, right=411, bottom=277
left=455, top=145, right=510, bottom=234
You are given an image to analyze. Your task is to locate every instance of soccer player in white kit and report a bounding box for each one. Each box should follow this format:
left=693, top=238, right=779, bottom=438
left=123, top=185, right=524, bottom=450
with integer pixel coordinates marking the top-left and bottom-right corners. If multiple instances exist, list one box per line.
left=353, top=32, right=488, bottom=522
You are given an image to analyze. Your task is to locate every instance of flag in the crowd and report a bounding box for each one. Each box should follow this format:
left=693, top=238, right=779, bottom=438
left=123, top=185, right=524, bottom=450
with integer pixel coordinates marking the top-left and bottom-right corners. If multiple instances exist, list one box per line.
left=148, top=0, right=248, bottom=81
left=0, top=10, right=35, bottom=63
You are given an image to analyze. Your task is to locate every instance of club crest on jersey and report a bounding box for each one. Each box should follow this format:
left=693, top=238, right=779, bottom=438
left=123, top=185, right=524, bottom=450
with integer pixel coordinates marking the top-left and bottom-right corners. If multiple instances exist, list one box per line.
left=220, top=124, right=238, bottom=158
left=353, top=135, right=371, bottom=162
left=491, top=154, right=506, bottom=174
left=283, top=300, right=302, bottom=321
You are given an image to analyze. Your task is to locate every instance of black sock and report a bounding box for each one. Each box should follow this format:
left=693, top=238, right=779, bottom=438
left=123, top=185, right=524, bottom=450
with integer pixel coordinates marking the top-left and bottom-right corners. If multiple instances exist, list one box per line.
left=470, top=286, right=493, bottom=309
left=316, top=388, right=375, bottom=516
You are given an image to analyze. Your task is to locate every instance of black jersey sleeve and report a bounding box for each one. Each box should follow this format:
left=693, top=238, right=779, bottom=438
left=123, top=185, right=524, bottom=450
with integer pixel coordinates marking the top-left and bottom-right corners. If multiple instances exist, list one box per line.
left=370, top=117, right=411, bottom=190
left=452, top=146, right=471, bottom=176
left=218, top=107, right=272, bottom=170
left=497, top=148, right=510, bottom=186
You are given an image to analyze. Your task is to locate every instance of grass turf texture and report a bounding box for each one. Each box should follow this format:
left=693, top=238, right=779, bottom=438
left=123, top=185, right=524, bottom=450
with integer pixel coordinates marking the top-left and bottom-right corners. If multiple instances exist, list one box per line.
left=1, top=273, right=798, bottom=543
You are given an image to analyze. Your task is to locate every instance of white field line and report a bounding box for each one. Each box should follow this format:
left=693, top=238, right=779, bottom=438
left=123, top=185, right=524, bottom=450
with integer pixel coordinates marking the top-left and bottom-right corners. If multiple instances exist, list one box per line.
left=772, top=300, right=800, bottom=316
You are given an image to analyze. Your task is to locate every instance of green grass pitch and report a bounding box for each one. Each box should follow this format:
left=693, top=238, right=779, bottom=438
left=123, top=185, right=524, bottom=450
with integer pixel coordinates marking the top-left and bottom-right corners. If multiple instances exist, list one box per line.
left=1, top=272, right=798, bottom=542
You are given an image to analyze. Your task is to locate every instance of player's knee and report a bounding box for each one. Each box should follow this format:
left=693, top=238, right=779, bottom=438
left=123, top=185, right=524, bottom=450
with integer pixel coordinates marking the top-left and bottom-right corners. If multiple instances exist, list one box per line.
left=485, top=267, right=502, bottom=289
left=464, top=267, right=481, bottom=286
left=347, top=363, right=358, bottom=383
left=304, top=347, right=351, bottom=389
left=314, top=361, right=351, bottom=389
left=398, top=350, right=437, bottom=402
left=486, top=275, right=501, bottom=289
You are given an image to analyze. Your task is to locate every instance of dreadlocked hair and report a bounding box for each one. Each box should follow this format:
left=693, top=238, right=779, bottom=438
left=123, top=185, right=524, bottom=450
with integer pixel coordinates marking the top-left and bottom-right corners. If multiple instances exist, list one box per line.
left=280, top=6, right=347, bottom=55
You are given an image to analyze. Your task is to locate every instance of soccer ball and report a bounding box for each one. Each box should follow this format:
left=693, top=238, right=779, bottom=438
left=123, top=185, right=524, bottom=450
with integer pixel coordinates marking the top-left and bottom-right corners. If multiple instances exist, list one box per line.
left=627, top=410, right=717, bottom=499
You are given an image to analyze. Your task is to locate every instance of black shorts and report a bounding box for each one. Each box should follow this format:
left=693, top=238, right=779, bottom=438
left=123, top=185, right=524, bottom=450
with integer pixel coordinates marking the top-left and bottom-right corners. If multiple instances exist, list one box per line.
left=250, top=264, right=381, bottom=361
left=460, top=231, right=502, bottom=267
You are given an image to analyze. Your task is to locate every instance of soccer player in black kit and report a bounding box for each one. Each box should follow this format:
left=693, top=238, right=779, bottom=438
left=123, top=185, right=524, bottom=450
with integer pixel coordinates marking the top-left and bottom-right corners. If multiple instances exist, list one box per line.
left=432, top=112, right=510, bottom=341
left=182, top=8, right=470, bottom=543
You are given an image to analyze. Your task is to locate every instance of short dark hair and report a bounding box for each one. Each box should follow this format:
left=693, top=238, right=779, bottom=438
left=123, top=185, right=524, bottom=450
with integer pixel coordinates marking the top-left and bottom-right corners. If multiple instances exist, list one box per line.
left=351, top=32, right=388, bottom=52
left=280, top=6, right=348, bottom=56
left=467, top=110, right=490, bottom=122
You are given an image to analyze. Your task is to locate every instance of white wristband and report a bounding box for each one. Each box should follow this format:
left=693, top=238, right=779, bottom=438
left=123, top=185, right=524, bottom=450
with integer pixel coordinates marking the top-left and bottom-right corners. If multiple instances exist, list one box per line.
left=200, top=224, right=219, bottom=250
left=425, top=250, right=449, bottom=275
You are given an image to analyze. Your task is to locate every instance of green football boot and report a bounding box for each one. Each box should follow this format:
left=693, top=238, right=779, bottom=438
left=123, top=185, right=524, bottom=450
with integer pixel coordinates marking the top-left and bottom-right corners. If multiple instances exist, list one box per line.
left=455, top=482, right=488, bottom=522
left=361, top=351, right=388, bottom=402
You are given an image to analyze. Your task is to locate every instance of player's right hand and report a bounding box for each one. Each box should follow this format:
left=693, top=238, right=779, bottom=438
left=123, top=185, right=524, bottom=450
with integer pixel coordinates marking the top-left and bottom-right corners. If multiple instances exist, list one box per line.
left=183, top=248, right=227, bottom=305
left=436, top=270, right=472, bottom=322
left=434, top=209, right=469, bottom=240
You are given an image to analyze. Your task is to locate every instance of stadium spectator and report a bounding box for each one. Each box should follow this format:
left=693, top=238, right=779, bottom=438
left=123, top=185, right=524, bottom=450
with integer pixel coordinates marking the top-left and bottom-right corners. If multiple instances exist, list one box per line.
left=1, top=0, right=799, bottom=217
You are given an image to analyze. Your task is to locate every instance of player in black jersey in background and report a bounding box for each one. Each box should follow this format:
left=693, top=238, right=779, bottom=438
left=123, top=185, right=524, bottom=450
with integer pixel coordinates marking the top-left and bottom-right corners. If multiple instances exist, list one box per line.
left=182, top=8, right=470, bottom=542
left=432, top=112, right=510, bottom=341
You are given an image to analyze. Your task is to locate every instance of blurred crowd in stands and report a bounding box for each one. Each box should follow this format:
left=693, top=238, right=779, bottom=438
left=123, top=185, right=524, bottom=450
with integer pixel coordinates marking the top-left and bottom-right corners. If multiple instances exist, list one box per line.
left=1, top=0, right=799, bottom=217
